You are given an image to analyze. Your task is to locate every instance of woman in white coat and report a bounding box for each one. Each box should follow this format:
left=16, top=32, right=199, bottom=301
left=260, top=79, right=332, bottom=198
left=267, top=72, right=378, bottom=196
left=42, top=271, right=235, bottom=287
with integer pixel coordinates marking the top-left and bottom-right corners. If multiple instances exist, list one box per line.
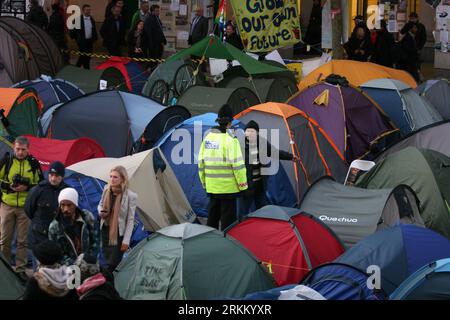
left=98, top=165, right=137, bottom=272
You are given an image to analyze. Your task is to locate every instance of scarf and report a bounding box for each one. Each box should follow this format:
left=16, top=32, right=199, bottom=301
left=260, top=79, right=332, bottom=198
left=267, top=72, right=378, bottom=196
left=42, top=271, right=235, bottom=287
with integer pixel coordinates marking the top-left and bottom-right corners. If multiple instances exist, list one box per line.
left=101, top=187, right=123, bottom=246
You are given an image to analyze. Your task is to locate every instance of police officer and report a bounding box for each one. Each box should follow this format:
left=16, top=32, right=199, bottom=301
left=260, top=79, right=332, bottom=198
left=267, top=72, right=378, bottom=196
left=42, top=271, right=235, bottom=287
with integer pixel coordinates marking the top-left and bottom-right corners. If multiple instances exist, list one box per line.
left=0, top=136, right=43, bottom=279
left=198, top=104, right=248, bottom=230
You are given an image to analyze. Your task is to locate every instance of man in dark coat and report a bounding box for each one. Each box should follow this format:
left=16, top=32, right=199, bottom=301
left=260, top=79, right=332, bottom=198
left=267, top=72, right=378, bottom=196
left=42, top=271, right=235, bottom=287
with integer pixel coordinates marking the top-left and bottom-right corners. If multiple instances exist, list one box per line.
left=224, top=23, right=243, bottom=50
left=24, top=161, right=67, bottom=271
left=188, top=6, right=209, bottom=45
left=47, top=3, right=68, bottom=63
left=344, top=26, right=373, bottom=62
left=144, top=5, right=167, bottom=69
left=70, top=4, right=98, bottom=69
left=398, top=22, right=420, bottom=82
left=100, top=5, right=126, bottom=56
left=371, top=20, right=395, bottom=68
left=238, top=121, right=296, bottom=218
left=26, top=0, right=48, bottom=29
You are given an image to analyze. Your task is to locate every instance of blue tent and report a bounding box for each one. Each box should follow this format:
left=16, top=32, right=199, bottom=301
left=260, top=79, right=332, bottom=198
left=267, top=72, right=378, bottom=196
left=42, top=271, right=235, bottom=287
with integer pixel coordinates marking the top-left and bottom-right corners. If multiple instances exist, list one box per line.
left=39, top=90, right=188, bottom=157
left=336, top=224, right=450, bottom=295
left=156, top=113, right=298, bottom=217
left=361, top=79, right=442, bottom=135
left=390, top=258, right=450, bottom=300
left=12, top=75, right=84, bottom=113
left=64, top=170, right=150, bottom=248
left=124, top=62, right=148, bottom=95
left=155, top=113, right=244, bottom=217
left=301, top=263, right=387, bottom=300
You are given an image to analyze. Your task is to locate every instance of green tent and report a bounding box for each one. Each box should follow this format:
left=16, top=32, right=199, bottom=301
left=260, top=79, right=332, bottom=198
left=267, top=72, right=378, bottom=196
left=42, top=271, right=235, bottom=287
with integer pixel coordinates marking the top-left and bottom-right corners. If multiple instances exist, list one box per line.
left=56, top=65, right=128, bottom=93
left=142, top=59, right=185, bottom=99
left=166, top=35, right=287, bottom=76
left=114, top=223, right=275, bottom=300
left=0, top=253, right=25, bottom=300
left=0, top=87, right=41, bottom=137
left=356, top=147, right=450, bottom=239
left=177, top=86, right=260, bottom=116
left=217, top=76, right=298, bottom=103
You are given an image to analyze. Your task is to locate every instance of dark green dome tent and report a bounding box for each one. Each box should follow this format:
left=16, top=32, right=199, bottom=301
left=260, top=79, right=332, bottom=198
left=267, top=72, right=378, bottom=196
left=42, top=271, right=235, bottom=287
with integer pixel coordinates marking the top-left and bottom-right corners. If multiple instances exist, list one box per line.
left=217, top=76, right=297, bottom=103
left=177, top=85, right=259, bottom=115
left=356, top=147, right=450, bottom=239
left=56, top=65, right=128, bottom=94
left=0, top=252, right=25, bottom=300
left=0, top=16, right=63, bottom=87
left=114, top=223, right=274, bottom=299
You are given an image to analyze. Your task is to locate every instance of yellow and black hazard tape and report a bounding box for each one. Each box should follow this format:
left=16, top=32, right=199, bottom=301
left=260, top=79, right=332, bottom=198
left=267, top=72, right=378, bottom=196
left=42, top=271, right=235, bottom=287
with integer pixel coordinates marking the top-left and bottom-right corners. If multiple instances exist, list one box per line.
left=63, top=49, right=204, bottom=64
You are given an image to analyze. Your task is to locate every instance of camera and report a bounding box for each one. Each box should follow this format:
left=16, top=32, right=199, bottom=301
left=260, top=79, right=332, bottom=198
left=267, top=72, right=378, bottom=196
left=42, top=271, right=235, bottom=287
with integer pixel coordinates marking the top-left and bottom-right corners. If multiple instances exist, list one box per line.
left=11, top=174, right=30, bottom=188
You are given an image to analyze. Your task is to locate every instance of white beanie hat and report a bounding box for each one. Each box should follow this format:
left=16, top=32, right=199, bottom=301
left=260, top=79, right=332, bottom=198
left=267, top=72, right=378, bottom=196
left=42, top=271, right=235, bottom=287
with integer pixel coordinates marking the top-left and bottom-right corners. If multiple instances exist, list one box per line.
left=58, top=188, right=79, bottom=207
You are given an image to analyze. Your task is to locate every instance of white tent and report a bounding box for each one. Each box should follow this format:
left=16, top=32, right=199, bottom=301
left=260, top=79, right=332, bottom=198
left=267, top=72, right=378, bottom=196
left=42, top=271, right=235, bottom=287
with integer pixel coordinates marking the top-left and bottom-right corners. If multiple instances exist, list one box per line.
left=68, top=148, right=196, bottom=231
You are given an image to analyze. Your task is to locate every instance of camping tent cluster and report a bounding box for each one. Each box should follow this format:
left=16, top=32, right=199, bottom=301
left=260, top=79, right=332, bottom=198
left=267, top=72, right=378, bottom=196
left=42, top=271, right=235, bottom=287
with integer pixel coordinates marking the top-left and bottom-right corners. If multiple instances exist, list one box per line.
left=1, top=27, right=450, bottom=301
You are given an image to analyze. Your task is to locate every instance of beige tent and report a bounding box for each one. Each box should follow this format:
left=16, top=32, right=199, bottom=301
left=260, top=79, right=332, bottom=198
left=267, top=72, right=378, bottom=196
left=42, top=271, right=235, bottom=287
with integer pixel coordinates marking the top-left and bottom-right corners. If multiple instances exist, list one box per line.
left=68, top=148, right=196, bottom=231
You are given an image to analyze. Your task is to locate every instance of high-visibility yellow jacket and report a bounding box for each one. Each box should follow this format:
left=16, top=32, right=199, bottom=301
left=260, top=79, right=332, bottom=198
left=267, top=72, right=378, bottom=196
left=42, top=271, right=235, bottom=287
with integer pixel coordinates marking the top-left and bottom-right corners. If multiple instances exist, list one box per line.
left=198, top=129, right=248, bottom=195
left=0, top=156, right=42, bottom=208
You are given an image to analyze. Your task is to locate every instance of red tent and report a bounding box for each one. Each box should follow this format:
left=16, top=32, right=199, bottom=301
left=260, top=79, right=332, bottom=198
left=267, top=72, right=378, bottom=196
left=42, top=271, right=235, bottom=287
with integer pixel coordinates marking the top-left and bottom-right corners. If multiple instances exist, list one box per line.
left=226, top=205, right=345, bottom=286
left=25, top=136, right=105, bottom=171
left=96, top=56, right=148, bottom=93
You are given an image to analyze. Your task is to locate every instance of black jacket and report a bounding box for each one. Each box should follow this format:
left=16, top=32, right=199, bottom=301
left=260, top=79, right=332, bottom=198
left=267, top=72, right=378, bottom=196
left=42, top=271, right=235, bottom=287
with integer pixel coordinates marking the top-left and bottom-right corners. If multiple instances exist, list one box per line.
left=398, top=32, right=419, bottom=68
left=415, top=22, right=427, bottom=51
left=188, top=16, right=209, bottom=45
left=47, top=10, right=66, bottom=48
left=100, top=15, right=125, bottom=48
left=144, top=14, right=167, bottom=50
left=244, top=137, right=293, bottom=196
left=70, top=15, right=98, bottom=44
left=26, top=5, right=48, bottom=29
left=127, top=30, right=148, bottom=57
left=371, top=30, right=395, bottom=68
left=344, top=36, right=373, bottom=62
left=24, top=180, right=68, bottom=248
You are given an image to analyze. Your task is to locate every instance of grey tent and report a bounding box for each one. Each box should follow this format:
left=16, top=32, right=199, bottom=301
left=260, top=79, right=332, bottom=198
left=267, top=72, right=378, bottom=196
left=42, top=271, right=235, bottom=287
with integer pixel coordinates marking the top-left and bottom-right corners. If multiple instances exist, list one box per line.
left=56, top=65, right=128, bottom=93
left=41, top=90, right=187, bottom=157
left=299, top=177, right=424, bottom=247
left=417, top=79, right=450, bottom=120
left=361, top=79, right=442, bottom=135
left=0, top=16, right=64, bottom=87
left=375, top=121, right=450, bottom=161
left=217, top=77, right=298, bottom=103
left=0, top=252, right=25, bottom=300
left=177, top=86, right=260, bottom=115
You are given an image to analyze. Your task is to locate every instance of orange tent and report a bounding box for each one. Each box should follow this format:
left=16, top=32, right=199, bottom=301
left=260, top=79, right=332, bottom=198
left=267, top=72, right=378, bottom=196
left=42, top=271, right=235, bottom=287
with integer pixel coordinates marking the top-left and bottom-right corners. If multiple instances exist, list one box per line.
left=235, top=103, right=348, bottom=202
left=298, top=60, right=417, bottom=90
left=0, top=88, right=42, bottom=137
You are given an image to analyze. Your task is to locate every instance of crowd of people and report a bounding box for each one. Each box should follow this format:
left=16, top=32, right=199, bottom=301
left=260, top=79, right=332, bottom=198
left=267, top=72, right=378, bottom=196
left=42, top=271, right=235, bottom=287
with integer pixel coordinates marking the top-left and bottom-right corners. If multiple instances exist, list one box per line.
left=0, top=136, right=136, bottom=300
left=25, top=0, right=245, bottom=71
left=343, top=12, right=427, bottom=82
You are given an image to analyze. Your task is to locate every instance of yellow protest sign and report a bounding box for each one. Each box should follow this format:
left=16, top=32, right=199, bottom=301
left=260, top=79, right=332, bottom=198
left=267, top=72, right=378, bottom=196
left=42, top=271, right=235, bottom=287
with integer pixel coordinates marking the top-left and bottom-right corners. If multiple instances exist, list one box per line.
left=230, top=0, right=301, bottom=53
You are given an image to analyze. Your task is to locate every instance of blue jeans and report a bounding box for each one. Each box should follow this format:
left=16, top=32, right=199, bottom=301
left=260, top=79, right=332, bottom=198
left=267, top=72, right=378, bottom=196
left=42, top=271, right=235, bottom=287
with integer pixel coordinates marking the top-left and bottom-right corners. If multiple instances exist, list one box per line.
left=237, top=192, right=268, bottom=221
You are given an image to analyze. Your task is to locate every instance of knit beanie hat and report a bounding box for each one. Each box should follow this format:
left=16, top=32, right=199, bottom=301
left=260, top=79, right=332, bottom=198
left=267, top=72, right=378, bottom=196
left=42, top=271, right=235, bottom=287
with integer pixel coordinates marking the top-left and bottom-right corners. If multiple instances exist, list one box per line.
left=58, top=188, right=79, bottom=207
left=216, top=104, right=234, bottom=125
left=48, top=161, right=65, bottom=177
left=245, top=120, right=259, bottom=132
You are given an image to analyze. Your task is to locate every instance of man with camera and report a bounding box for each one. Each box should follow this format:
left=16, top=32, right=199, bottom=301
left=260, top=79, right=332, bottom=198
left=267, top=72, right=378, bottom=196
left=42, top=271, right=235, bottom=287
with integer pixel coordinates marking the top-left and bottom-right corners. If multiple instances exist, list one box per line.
left=0, top=136, right=43, bottom=279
